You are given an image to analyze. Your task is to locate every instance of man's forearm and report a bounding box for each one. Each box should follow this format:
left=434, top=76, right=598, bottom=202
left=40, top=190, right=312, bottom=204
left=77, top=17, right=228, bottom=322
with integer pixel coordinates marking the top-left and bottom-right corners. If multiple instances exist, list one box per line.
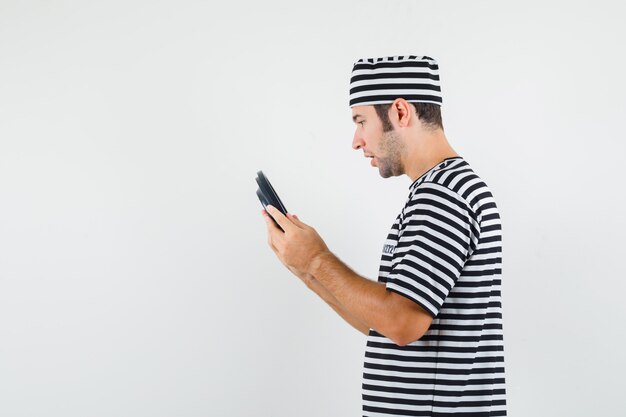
left=308, top=251, right=402, bottom=340
left=305, top=276, right=370, bottom=336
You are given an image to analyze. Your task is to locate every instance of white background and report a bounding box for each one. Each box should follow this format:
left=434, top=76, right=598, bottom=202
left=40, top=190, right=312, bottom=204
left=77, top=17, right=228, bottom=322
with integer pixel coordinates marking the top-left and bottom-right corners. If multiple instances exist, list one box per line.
left=1, top=1, right=625, bottom=416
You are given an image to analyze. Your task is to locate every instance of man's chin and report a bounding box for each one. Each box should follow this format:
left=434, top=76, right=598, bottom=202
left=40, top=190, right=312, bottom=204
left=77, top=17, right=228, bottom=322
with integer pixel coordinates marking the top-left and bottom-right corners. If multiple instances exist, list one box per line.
left=377, top=166, right=402, bottom=179
left=378, top=168, right=393, bottom=179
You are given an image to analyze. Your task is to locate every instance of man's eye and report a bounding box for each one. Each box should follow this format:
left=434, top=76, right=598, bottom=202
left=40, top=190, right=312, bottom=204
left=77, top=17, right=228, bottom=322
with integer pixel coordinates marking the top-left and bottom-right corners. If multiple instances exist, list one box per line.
left=359, top=121, right=365, bottom=126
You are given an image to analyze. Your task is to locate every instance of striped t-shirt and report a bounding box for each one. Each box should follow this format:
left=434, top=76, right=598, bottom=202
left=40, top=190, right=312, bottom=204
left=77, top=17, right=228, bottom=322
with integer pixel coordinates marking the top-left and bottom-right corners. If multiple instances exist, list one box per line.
left=362, top=156, right=507, bottom=417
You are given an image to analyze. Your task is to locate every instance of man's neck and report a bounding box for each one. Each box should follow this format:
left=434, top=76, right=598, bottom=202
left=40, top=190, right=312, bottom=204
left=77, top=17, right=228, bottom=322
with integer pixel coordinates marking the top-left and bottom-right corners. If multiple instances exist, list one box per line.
left=403, top=130, right=459, bottom=182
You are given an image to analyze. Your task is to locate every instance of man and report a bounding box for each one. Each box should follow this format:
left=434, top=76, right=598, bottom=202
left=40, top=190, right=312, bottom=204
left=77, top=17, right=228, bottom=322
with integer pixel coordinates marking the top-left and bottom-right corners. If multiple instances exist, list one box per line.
left=262, top=55, right=507, bottom=416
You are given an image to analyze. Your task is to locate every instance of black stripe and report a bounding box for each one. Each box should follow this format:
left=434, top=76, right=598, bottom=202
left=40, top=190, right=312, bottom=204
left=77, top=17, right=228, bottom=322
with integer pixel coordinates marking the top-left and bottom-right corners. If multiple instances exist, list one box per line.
left=366, top=339, right=505, bottom=353
left=452, top=172, right=475, bottom=192
left=363, top=393, right=507, bottom=408
left=465, top=256, right=502, bottom=266
left=363, top=372, right=506, bottom=386
left=365, top=351, right=505, bottom=364
left=429, top=323, right=503, bottom=332
left=442, top=300, right=502, bottom=309
left=362, top=383, right=506, bottom=398
left=445, top=290, right=502, bottom=298
left=419, top=334, right=504, bottom=343
left=481, top=224, right=502, bottom=233
left=479, top=235, right=502, bottom=244
left=463, top=181, right=485, bottom=201
left=351, top=71, right=441, bottom=83
left=363, top=404, right=507, bottom=417
left=353, top=60, right=439, bottom=70
left=460, top=268, right=502, bottom=277
left=437, top=312, right=502, bottom=321
left=350, top=82, right=441, bottom=95
left=470, top=191, right=494, bottom=211
left=455, top=279, right=502, bottom=288
left=482, top=212, right=501, bottom=222
left=365, top=362, right=506, bottom=376
left=473, top=246, right=501, bottom=255
left=363, top=404, right=432, bottom=416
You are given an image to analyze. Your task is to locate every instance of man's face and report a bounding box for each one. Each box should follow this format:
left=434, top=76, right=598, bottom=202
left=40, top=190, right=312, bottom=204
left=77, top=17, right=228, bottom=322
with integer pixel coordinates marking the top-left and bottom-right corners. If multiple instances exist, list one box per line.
left=351, top=105, right=406, bottom=178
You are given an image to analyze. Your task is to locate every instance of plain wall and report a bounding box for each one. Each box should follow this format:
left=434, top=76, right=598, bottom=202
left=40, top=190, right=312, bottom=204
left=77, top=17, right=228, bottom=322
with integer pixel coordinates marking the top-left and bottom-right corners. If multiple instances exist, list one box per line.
left=1, top=1, right=625, bottom=416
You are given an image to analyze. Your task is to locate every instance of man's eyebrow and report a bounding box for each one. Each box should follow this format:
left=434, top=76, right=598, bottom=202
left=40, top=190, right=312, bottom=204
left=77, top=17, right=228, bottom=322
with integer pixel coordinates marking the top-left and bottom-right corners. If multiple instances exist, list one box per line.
left=352, top=114, right=364, bottom=122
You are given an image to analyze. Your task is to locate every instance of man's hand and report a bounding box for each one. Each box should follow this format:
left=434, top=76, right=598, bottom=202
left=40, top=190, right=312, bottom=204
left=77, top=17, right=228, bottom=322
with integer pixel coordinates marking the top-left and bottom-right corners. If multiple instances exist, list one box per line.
left=262, top=205, right=330, bottom=275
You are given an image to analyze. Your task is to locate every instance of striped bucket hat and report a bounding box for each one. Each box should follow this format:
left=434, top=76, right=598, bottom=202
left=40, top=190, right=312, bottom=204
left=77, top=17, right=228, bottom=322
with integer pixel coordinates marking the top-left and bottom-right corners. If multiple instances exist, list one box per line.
left=349, top=55, right=443, bottom=107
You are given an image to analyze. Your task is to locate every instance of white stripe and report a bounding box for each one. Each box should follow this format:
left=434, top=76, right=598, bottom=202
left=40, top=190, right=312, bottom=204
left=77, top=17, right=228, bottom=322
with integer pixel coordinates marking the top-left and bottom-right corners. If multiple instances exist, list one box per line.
left=351, top=77, right=441, bottom=88
left=351, top=66, right=441, bottom=76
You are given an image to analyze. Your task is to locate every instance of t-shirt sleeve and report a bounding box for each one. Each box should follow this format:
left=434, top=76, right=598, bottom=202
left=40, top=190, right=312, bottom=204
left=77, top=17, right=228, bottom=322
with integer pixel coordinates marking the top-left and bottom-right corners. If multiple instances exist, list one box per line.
left=385, top=183, right=480, bottom=318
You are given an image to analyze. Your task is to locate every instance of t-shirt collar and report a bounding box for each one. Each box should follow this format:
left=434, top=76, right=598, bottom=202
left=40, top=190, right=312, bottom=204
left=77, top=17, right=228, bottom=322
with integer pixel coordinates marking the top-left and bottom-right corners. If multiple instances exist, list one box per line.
left=408, top=156, right=463, bottom=193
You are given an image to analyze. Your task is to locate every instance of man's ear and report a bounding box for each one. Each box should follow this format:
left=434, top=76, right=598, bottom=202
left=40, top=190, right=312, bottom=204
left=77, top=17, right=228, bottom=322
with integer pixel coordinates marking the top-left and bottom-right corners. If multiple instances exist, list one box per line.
left=391, top=98, right=413, bottom=128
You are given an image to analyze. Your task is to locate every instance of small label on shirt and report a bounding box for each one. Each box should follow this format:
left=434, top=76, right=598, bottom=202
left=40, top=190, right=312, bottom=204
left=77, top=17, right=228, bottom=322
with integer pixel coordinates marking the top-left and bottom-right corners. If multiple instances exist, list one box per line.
left=382, top=244, right=396, bottom=255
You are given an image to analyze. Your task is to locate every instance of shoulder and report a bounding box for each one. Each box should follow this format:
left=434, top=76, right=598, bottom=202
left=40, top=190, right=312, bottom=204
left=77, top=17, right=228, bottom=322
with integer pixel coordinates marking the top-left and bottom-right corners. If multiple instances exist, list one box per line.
left=407, top=158, right=496, bottom=225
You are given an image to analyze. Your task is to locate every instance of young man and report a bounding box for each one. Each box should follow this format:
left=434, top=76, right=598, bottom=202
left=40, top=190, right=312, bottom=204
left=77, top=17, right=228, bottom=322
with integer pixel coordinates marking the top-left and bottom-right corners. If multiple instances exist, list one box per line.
left=262, top=55, right=507, bottom=416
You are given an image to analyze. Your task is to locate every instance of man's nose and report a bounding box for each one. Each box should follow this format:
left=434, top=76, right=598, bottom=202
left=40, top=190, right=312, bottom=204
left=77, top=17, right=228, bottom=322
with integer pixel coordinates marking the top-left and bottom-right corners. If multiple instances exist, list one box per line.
left=352, top=129, right=364, bottom=150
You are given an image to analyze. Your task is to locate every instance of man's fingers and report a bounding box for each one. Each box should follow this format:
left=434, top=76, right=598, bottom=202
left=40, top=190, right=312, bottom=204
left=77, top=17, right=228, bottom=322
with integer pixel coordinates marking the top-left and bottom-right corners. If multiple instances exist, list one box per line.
left=265, top=205, right=292, bottom=232
left=263, top=209, right=276, bottom=234
left=263, top=209, right=283, bottom=248
left=288, top=213, right=308, bottom=229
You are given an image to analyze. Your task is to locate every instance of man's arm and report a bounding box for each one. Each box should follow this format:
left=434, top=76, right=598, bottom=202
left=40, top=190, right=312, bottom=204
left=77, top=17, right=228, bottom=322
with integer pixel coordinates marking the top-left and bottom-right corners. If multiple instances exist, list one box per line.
left=261, top=207, right=432, bottom=345
left=308, top=251, right=433, bottom=346
left=304, top=274, right=370, bottom=336
left=287, top=265, right=370, bottom=336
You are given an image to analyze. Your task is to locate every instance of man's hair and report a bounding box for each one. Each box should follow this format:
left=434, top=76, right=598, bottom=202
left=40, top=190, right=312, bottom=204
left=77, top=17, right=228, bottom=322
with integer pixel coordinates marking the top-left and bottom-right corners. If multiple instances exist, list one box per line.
left=373, top=102, right=443, bottom=132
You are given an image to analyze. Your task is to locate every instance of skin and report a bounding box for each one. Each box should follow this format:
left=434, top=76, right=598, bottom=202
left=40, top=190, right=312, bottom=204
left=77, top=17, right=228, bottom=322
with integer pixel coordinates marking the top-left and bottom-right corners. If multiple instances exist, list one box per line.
left=262, top=98, right=460, bottom=346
